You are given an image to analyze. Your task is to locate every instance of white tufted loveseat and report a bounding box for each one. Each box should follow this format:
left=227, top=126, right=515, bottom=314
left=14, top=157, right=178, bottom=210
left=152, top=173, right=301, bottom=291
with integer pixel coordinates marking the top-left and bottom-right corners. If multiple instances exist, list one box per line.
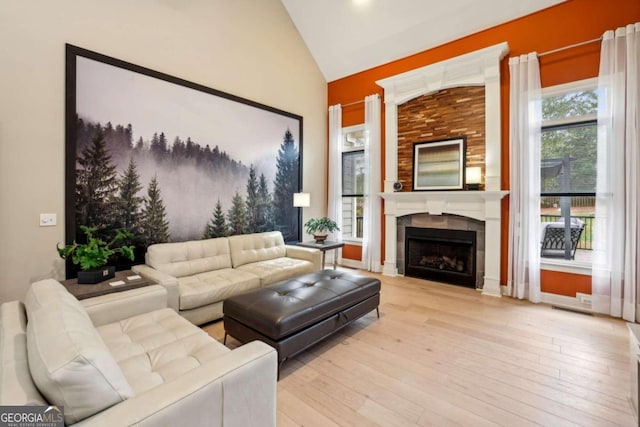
left=133, top=231, right=322, bottom=325
left=0, top=279, right=277, bottom=426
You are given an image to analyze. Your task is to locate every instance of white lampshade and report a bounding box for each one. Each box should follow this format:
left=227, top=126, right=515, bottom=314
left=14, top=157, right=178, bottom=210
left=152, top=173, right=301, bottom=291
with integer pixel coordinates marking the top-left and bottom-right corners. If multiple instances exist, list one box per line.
left=293, top=192, right=310, bottom=208
left=466, top=167, right=482, bottom=184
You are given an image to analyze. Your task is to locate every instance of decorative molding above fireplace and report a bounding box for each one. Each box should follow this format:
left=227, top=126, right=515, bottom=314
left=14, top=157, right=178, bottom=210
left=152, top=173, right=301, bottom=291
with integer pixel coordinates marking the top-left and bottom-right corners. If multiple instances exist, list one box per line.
left=376, top=42, right=509, bottom=193
left=375, top=43, right=510, bottom=297
left=380, top=191, right=508, bottom=221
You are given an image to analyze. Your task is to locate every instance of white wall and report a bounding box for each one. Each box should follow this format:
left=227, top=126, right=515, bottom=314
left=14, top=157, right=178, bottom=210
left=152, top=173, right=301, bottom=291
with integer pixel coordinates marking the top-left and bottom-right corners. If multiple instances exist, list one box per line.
left=0, top=0, right=327, bottom=302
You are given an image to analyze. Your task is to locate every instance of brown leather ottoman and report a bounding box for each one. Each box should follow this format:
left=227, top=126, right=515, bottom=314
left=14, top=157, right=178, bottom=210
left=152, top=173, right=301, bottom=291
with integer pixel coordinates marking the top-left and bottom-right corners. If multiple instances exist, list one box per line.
left=223, top=269, right=380, bottom=374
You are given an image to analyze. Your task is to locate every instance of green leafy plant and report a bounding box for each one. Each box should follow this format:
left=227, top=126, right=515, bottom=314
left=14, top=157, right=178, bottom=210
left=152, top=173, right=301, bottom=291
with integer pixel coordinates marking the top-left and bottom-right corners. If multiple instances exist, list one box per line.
left=57, top=225, right=135, bottom=271
left=304, top=217, right=340, bottom=235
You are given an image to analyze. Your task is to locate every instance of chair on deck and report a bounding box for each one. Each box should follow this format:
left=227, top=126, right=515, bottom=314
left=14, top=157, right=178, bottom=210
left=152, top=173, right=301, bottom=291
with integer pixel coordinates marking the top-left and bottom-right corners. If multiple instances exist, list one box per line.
left=540, top=218, right=585, bottom=259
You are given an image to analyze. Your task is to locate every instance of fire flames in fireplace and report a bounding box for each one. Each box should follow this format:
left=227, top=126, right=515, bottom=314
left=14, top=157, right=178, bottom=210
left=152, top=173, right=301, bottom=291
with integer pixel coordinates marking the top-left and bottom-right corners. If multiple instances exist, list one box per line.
left=419, top=255, right=465, bottom=272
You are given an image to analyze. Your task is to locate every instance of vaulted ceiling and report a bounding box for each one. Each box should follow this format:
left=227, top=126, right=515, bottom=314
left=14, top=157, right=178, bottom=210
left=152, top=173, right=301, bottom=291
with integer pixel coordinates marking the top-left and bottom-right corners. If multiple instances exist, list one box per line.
left=281, top=0, right=565, bottom=82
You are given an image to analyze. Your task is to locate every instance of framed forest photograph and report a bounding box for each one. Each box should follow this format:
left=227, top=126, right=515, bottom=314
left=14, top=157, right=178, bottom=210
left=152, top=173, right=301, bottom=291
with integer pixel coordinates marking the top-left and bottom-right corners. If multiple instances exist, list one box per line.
left=65, top=44, right=302, bottom=278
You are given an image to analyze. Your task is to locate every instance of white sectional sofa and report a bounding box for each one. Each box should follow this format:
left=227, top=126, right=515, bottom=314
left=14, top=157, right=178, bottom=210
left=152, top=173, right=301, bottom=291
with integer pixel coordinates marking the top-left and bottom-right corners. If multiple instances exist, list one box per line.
left=0, top=279, right=277, bottom=426
left=133, top=231, right=321, bottom=325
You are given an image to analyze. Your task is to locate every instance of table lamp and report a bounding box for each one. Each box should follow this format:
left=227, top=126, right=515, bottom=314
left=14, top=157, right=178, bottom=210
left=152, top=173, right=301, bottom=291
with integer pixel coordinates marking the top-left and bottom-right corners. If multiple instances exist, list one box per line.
left=466, top=167, right=482, bottom=190
left=293, top=192, right=310, bottom=208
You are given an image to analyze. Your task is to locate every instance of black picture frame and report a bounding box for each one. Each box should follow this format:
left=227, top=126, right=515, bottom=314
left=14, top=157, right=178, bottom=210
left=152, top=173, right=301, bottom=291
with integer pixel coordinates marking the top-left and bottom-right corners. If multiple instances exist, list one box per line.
left=412, top=137, right=466, bottom=191
left=65, top=44, right=303, bottom=278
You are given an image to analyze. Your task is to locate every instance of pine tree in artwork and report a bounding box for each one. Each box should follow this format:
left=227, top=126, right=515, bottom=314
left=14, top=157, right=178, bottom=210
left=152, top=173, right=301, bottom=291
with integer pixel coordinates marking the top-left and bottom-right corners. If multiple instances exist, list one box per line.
left=114, top=157, right=144, bottom=238
left=134, top=137, right=145, bottom=152
left=75, top=126, right=118, bottom=234
left=272, top=129, right=299, bottom=240
left=245, top=165, right=259, bottom=233
left=257, top=173, right=273, bottom=232
left=171, top=136, right=186, bottom=161
left=227, top=190, right=247, bottom=236
left=150, top=132, right=168, bottom=160
left=185, top=137, right=198, bottom=159
left=125, top=124, right=134, bottom=149
left=141, top=175, right=170, bottom=245
left=204, top=199, right=229, bottom=238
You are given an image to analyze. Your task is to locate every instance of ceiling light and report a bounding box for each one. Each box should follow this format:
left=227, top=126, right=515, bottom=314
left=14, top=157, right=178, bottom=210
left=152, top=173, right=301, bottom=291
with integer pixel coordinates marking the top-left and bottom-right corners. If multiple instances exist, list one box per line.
left=353, top=0, right=371, bottom=7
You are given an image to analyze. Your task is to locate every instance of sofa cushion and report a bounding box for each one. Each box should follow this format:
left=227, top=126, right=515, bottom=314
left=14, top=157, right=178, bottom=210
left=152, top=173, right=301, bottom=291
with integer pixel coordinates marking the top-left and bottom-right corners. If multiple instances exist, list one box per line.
left=235, top=257, right=316, bottom=287
left=24, top=278, right=88, bottom=316
left=25, top=280, right=133, bottom=425
left=147, top=238, right=232, bottom=278
left=97, top=308, right=230, bottom=394
left=229, top=231, right=287, bottom=268
left=177, top=268, right=260, bottom=310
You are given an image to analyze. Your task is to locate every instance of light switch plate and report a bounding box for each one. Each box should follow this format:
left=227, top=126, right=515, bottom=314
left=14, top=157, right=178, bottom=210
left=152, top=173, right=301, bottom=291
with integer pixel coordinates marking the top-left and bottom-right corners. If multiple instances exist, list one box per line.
left=39, top=213, right=57, bottom=227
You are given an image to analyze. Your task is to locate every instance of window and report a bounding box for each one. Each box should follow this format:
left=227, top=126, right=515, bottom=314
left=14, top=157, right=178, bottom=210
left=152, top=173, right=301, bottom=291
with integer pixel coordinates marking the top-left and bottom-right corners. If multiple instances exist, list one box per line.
left=341, top=126, right=365, bottom=242
left=540, top=79, right=597, bottom=264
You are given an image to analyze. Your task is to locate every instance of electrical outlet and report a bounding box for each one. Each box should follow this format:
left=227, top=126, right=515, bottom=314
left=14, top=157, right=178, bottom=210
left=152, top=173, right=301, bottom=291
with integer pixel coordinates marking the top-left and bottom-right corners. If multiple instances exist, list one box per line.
left=39, top=213, right=57, bottom=227
left=577, top=292, right=592, bottom=306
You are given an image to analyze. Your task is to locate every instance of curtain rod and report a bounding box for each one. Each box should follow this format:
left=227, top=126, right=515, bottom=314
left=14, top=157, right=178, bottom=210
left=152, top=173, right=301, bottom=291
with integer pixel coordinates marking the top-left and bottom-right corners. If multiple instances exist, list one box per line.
left=538, top=36, right=602, bottom=58
left=339, top=93, right=381, bottom=108
left=341, top=99, right=364, bottom=107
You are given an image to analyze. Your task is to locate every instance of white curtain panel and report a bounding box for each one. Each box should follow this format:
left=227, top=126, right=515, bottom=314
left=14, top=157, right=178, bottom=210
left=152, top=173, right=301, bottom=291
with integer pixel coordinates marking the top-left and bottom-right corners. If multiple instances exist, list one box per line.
left=327, top=104, right=343, bottom=265
left=507, top=53, right=542, bottom=302
left=592, top=23, right=640, bottom=321
left=362, top=94, right=382, bottom=272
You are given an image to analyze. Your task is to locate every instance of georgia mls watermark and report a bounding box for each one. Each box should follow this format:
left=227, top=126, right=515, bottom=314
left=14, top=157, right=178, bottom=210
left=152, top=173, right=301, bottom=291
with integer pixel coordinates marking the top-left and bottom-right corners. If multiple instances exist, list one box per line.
left=0, top=406, right=64, bottom=427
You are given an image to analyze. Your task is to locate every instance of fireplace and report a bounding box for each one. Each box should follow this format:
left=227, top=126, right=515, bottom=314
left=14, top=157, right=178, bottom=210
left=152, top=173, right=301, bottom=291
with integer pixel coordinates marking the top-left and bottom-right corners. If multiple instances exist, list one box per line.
left=405, top=227, right=476, bottom=288
left=377, top=42, right=510, bottom=297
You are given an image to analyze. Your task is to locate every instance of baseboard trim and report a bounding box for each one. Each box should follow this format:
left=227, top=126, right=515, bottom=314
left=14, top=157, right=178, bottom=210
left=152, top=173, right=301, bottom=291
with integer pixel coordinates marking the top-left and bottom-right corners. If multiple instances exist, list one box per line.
left=340, top=258, right=363, bottom=270
left=542, top=291, right=593, bottom=313
left=499, top=286, right=593, bottom=312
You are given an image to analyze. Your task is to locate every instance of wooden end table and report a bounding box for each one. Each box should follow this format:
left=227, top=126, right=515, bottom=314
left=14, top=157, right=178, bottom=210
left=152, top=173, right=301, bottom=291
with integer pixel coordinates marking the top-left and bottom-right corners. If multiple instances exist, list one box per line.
left=297, top=240, right=344, bottom=269
left=61, top=269, right=153, bottom=300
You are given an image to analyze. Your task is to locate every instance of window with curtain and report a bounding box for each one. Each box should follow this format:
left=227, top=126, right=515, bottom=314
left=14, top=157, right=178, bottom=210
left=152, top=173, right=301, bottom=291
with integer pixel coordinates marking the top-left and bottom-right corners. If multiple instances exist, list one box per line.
left=540, top=78, right=597, bottom=264
left=341, top=125, right=365, bottom=242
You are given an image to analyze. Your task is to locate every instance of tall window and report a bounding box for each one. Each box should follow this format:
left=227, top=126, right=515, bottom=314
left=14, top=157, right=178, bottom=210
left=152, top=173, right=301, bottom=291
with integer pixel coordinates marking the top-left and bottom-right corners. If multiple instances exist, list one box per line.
left=342, top=125, right=365, bottom=242
left=540, top=79, right=597, bottom=263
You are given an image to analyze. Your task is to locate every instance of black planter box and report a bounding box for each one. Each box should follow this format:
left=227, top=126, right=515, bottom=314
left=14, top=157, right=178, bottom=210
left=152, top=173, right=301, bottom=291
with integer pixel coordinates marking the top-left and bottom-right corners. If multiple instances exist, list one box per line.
left=77, top=266, right=116, bottom=285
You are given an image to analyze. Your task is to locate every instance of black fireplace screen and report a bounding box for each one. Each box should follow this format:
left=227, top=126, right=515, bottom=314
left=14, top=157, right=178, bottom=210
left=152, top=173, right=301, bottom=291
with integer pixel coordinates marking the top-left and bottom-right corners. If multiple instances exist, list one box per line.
left=405, top=227, right=476, bottom=288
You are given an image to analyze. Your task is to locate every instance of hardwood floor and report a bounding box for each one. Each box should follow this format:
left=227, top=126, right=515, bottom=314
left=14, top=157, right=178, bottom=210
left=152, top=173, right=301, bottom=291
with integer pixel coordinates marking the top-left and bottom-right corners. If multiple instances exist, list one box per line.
left=203, top=271, right=635, bottom=426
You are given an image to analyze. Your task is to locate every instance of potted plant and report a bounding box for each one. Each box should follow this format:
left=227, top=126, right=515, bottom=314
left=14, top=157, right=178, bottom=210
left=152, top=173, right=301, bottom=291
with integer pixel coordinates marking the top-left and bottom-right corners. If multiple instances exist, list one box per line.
left=57, top=225, right=135, bottom=284
left=304, top=217, right=340, bottom=243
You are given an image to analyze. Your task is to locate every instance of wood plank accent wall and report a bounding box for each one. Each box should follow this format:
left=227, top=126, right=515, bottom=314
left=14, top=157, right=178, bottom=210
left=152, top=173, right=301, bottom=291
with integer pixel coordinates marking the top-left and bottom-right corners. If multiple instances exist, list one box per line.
left=397, top=86, right=486, bottom=191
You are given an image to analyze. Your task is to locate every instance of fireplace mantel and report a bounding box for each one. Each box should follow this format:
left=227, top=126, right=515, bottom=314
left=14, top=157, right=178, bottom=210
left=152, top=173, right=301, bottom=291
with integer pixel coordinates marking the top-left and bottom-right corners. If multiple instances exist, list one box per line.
left=380, top=190, right=508, bottom=297
left=380, top=191, right=508, bottom=221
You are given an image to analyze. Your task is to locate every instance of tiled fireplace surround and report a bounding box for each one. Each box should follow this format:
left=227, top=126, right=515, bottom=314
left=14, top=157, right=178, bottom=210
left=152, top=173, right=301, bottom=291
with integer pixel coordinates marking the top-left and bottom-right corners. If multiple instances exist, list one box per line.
left=398, top=213, right=486, bottom=288
left=377, top=43, right=510, bottom=297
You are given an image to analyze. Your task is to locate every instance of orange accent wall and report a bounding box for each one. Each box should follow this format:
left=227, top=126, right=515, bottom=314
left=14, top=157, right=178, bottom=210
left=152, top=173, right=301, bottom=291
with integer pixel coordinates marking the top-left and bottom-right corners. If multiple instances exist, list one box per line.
left=342, top=244, right=362, bottom=261
left=329, top=0, right=640, bottom=296
left=541, top=270, right=591, bottom=297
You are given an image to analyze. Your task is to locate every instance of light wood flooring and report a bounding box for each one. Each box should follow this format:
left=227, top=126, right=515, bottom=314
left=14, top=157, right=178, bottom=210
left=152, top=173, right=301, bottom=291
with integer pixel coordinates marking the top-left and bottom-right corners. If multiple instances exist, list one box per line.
left=203, top=271, right=635, bottom=426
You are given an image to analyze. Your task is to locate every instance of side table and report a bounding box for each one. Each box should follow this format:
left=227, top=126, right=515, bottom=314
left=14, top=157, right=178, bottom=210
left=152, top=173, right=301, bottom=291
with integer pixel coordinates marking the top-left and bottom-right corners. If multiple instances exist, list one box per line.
left=297, top=240, right=344, bottom=269
left=61, top=269, right=152, bottom=300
